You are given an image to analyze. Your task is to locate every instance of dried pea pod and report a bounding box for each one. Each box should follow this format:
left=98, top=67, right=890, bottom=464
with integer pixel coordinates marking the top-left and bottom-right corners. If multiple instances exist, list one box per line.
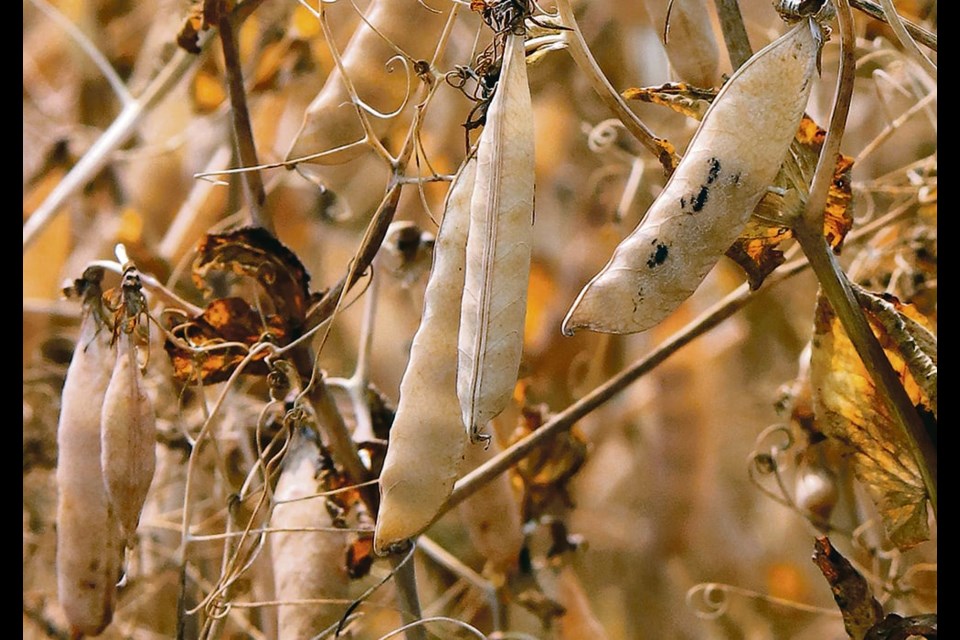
left=56, top=269, right=122, bottom=636
left=101, top=269, right=157, bottom=547
left=271, top=429, right=350, bottom=637
left=374, top=158, right=476, bottom=553
left=563, top=18, right=823, bottom=335
left=644, top=0, right=721, bottom=88
left=285, top=0, right=449, bottom=165
left=458, top=32, right=535, bottom=442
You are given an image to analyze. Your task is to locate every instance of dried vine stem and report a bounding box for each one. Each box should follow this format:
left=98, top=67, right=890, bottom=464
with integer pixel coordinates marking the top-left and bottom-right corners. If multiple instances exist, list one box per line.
left=876, top=0, right=936, bottom=78
left=851, top=0, right=936, bottom=51
left=389, top=545, right=427, bottom=640
left=790, top=0, right=936, bottom=516
left=217, top=11, right=272, bottom=233
left=555, top=0, right=678, bottom=173
left=712, top=0, right=753, bottom=68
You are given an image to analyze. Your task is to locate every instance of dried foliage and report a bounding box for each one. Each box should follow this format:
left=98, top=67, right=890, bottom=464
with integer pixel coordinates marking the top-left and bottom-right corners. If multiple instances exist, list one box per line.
left=23, top=0, right=936, bottom=638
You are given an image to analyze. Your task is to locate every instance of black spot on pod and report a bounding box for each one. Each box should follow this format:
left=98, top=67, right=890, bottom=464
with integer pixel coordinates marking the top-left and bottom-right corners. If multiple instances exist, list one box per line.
left=706, top=157, right=721, bottom=184
left=692, top=186, right=709, bottom=212
left=646, top=242, right=669, bottom=268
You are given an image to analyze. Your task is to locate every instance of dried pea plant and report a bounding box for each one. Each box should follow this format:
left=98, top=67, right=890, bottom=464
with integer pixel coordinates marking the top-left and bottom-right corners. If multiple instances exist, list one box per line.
left=23, top=0, right=936, bottom=638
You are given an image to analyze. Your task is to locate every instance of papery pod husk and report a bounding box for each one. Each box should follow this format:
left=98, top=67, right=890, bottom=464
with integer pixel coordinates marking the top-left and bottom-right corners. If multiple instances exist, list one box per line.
left=374, top=158, right=476, bottom=552
left=101, top=330, right=158, bottom=547
left=458, top=32, right=536, bottom=442
left=56, top=303, right=122, bottom=635
left=270, top=429, right=350, bottom=637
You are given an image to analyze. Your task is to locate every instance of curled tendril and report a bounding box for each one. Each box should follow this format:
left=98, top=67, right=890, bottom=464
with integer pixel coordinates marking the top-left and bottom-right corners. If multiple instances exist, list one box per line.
left=685, top=583, right=730, bottom=620
left=747, top=423, right=797, bottom=508
left=687, top=582, right=843, bottom=620
left=586, top=119, right=627, bottom=154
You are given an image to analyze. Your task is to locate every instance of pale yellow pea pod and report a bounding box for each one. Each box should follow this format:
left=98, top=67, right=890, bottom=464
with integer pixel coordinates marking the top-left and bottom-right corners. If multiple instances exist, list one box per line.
left=644, top=0, right=721, bottom=88
left=285, top=0, right=450, bottom=165
left=458, top=33, right=536, bottom=443
left=56, top=304, right=122, bottom=636
left=101, top=330, right=157, bottom=547
left=563, top=19, right=822, bottom=335
left=270, top=429, right=350, bottom=637
left=374, top=158, right=476, bottom=553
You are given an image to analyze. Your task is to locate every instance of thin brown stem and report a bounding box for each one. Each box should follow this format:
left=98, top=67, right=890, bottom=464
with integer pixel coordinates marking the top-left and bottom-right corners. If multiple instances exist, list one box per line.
left=850, top=0, right=937, bottom=51
left=793, top=0, right=936, bottom=516
left=307, top=377, right=380, bottom=514
left=304, top=182, right=404, bottom=331
left=218, top=14, right=272, bottom=233
left=712, top=0, right=753, bottom=69
left=389, top=545, right=427, bottom=640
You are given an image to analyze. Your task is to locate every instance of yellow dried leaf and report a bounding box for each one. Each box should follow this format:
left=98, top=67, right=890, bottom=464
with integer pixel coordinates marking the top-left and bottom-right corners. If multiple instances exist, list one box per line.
left=810, top=295, right=932, bottom=549
left=622, top=83, right=715, bottom=120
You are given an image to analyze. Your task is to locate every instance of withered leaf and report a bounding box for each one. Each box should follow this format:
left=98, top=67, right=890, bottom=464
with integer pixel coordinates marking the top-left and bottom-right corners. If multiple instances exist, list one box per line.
left=510, top=403, right=588, bottom=521
left=177, top=2, right=206, bottom=54
left=810, top=294, right=932, bottom=549
left=865, top=613, right=937, bottom=640
left=724, top=215, right=792, bottom=290
left=194, top=227, right=320, bottom=333
left=622, top=82, right=716, bottom=120
left=852, top=287, right=937, bottom=420
left=623, top=82, right=854, bottom=287
left=164, top=297, right=288, bottom=384
left=812, top=537, right=883, bottom=640
left=346, top=536, right=374, bottom=580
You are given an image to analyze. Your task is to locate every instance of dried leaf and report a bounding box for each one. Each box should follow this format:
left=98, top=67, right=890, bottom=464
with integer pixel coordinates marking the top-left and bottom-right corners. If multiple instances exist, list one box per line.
left=810, top=294, right=932, bottom=548
left=723, top=216, right=792, bottom=290
left=510, top=403, right=588, bottom=520
left=193, top=227, right=319, bottom=332
left=727, top=117, right=854, bottom=287
left=622, top=82, right=716, bottom=120
left=812, top=537, right=883, bottom=640
left=177, top=2, right=206, bottom=54
left=346, top=537, right=374, bottom=580
left=164, top=297, right=289, bottom=384
left=853, top=287, right=937, bottom=419
left=865, top=613, right=937, bottom=640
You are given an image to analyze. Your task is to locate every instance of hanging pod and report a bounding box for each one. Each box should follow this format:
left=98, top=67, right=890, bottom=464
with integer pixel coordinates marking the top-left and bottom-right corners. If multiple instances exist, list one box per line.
left=56, top=272, right=122, bottom=636
left=458, top=32, right=536, bottom=443
left=563, top=18, right=823, bottom=335
left=100, top=327, right=157, bottom=548
left=271, top=429, right=350, bottom=636
left=374, top=158, right=476, bottom=552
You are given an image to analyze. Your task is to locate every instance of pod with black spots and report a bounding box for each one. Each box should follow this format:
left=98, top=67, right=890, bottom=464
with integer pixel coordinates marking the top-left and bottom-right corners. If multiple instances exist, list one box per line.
left=563, top=19, right=823, bottom=335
